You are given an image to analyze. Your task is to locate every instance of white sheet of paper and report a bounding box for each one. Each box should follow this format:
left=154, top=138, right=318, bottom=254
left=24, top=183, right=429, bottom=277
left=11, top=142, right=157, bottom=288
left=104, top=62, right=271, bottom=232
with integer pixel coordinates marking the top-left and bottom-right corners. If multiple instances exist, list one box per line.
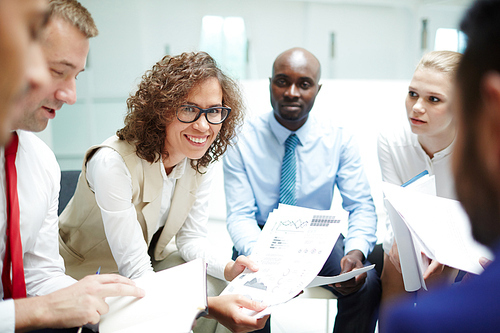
left=403, top=173, right=436, bottom=195
left=99, top=258, right=207, bottom=333
left=222, top=204, right=347, bottom=316
left=306, top=264, right=375, bottom=288
left=383, top=182, right=494, bottom=275
left=385, top=198, right=427, bottom=291
left=384, top=174, right=434, bottom=291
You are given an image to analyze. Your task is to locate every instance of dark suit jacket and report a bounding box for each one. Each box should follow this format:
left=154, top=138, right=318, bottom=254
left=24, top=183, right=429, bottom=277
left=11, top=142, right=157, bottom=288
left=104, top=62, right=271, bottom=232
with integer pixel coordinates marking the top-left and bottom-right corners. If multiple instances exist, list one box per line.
left=384, top=244, right=500, bottom=333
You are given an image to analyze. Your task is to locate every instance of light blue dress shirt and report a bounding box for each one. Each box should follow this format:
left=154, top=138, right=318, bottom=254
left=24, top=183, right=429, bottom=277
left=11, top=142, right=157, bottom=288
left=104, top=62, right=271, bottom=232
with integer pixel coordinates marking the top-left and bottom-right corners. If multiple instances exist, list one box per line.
left=224, top=111, right=377, bottom=258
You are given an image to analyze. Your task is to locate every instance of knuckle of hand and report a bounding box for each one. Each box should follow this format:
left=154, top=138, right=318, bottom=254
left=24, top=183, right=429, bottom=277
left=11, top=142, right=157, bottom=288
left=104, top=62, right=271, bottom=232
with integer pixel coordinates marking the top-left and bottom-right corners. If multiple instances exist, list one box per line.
left=82, top=308, right=95, bottom=321
left=114, top=284, right=125, bottom=295
left=82, top=294, right=95, bottom=306
left=87, top=284, right=100, bottom=295
left=88, top=314, right=100, bottom=325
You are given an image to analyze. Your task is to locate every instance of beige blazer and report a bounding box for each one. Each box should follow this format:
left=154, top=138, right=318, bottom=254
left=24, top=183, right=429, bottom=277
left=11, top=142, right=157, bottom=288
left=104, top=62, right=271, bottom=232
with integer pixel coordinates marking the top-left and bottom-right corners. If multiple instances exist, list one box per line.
left=59, top=136, right=205, bottom=279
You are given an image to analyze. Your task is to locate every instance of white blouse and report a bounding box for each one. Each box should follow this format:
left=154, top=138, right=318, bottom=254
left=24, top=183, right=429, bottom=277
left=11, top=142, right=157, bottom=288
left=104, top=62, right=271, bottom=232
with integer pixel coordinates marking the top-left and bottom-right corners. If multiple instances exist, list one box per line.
left=86, top=147, right=227, bottom=280
left=377, top=126, right=456, bottom=253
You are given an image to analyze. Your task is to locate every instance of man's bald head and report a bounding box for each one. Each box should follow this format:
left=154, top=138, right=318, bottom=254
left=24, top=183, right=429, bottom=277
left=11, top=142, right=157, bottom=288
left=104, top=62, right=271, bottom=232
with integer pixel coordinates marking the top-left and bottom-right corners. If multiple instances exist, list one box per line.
left=273, top=47, right=321, bottom=83
left=270, top=47, right=322, bottom=131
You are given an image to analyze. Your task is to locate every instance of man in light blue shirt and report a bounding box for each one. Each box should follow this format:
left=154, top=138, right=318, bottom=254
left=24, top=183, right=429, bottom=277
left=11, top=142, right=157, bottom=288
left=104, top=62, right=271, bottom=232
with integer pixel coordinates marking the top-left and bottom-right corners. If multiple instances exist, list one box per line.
left=224, top=47, right=381, bottom=333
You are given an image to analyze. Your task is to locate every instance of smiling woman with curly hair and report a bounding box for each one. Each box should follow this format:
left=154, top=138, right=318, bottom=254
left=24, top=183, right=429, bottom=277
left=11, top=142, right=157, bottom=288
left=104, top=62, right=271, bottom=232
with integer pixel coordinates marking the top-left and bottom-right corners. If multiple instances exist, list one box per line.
left=59, top=52, right=269, bottom=332
left=118, top=52, right=244, bottom=171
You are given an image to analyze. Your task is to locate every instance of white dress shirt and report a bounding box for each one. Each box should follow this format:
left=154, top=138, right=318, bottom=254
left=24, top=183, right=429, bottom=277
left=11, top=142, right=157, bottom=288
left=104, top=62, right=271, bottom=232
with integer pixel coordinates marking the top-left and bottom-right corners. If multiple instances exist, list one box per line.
left=377, top=126, right=456, bottom=253
left=0, top=130, right=76, bottom=333
left=86, top=147, right=227, bottom=280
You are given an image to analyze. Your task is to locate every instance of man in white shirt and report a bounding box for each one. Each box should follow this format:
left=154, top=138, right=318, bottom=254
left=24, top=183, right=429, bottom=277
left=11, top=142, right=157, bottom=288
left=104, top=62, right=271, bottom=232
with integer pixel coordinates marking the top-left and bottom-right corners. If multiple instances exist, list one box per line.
left=0, top=1, right=144, bottom=332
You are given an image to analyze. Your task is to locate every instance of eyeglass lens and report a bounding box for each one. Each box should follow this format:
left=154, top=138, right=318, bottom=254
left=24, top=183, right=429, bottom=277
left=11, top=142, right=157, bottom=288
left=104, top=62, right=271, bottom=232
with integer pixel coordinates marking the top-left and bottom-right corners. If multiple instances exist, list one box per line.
left=177, top=105, right=229, bottom=124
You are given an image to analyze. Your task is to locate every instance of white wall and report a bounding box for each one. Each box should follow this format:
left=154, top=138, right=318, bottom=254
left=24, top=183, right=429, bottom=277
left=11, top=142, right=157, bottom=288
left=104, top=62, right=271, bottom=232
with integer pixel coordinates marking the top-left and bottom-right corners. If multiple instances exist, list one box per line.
left=49, top=0, right=471, bottom=169
left=77, top=0, right=469, bottom=83
left=38, top=0, right=472, bottom=240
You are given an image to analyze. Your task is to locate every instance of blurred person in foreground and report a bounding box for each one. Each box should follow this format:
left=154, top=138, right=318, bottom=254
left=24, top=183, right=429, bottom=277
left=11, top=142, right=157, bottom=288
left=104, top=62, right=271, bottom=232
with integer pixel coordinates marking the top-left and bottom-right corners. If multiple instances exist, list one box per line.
left=0, top=0, right=48, bottom=145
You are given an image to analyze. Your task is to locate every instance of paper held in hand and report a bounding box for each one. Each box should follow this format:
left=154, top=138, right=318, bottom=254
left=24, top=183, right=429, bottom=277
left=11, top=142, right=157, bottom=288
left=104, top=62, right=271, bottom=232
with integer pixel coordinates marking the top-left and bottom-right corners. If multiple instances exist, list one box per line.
left=306, top=264, right=375, bottom=288
left=382, top=181, right=494, bottom=292
left=99, top=258, right=208, bottom=333
left=221, top=204, right=374, bottom=318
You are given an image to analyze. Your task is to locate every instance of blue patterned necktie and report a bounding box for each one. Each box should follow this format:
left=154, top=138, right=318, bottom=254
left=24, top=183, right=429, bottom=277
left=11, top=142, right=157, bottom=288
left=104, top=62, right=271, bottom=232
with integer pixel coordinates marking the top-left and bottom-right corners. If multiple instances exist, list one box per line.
left=279, top=134, right=300, bottom=205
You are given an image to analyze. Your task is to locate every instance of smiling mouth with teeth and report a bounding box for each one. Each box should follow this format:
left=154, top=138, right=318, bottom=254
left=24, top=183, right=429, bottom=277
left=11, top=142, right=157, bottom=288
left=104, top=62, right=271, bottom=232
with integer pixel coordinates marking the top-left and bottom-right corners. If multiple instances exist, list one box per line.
left=187, top=135, right=207, bottom=144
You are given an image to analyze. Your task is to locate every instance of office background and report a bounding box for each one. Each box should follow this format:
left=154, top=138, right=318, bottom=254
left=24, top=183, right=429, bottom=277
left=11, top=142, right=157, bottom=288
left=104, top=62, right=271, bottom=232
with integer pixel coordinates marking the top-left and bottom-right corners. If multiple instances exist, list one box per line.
left=39, top=2, right=474, bottom=330
left=40, top=0, right=473, bottom=226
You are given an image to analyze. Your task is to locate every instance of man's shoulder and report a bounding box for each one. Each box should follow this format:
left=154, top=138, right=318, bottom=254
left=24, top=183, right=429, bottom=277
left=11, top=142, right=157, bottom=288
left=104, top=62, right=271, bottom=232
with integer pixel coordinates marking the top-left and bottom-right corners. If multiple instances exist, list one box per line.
left=17, top=131, right=60, bottom=185
left=387, top=263, right=500, bottom=332
left=245, top=112, right=272, bottom=129
left=306, top=115, right=351, bottom=143
left=237, top=112, right=273, bottom=140
left=18, top=130, right=57, bottom=161
left=385, top=287, right=465, bottom=332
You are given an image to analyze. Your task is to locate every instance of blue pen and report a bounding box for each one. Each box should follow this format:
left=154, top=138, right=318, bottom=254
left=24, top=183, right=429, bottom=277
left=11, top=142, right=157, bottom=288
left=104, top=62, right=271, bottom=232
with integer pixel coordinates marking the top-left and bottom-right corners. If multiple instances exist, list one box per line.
left=96, top=266, right=101, bottom=275
left=402, top=170, right=429, bottom=187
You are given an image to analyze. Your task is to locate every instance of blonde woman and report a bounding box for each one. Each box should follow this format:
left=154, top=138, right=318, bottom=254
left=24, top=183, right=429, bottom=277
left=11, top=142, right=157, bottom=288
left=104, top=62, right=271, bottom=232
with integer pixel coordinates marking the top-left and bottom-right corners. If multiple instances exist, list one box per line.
left=377, top=50, right=463, bottom=309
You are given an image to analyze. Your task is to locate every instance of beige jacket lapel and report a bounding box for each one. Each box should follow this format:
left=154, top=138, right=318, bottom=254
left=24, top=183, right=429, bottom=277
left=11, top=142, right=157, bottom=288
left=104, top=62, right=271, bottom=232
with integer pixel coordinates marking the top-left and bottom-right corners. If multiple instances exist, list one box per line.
left=140, top=158, right=164, bottom=244
left=154, top=165, right=200, bottom=261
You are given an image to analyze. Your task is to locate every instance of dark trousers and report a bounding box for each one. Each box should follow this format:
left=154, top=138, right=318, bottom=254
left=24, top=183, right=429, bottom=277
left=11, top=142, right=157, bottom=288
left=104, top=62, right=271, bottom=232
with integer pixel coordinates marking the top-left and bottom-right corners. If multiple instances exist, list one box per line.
left=319, top=235, right=381, bottom=333
left=232, top=234, right=381, bottom=333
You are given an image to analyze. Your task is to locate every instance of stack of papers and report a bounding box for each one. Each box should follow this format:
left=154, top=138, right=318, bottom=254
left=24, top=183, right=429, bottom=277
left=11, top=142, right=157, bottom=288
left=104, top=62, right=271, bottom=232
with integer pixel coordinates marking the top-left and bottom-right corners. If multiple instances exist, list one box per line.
left=222, top=204, right=373, bottom=317
left=383, top=182, right=494, bottom=291
left=99, top=258, right=208, bottom=333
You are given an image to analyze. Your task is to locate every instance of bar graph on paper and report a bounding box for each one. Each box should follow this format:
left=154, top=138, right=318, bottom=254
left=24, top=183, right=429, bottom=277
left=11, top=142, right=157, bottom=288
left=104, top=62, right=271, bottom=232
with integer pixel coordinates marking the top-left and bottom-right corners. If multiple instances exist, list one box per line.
left=221, top=204, right=347, bottom=310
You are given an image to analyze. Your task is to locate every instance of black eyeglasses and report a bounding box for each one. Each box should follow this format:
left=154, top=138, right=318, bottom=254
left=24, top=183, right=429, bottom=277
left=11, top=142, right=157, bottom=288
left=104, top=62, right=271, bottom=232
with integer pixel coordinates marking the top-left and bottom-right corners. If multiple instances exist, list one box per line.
left=176, top=105, right=231, bottom=125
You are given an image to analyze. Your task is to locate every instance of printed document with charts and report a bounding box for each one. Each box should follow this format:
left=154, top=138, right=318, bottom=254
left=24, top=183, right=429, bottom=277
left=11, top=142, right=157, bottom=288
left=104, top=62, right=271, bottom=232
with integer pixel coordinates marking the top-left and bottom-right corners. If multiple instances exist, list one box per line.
left=221, top=204, right=374, bottom=318
left=99, top=258, right=208, bottom=333
left=382, top=179, right=494, bottom=292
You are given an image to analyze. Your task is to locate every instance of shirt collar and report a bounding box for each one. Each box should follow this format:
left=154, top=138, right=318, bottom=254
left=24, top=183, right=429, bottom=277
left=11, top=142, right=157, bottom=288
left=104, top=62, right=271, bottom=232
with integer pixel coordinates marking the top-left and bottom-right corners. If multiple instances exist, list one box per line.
left=159, top=157, right=187, bottom=180
left=268, top=111, right=313, bottom=146
left=411, top=132, right=455, bottom=160
left=433, top=139, right=455, bottom=158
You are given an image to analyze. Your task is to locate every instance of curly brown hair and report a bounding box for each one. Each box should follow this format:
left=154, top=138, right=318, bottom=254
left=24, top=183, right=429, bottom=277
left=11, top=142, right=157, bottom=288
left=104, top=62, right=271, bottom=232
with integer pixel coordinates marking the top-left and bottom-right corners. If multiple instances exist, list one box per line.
left=117, top=52, right=244, bottom=173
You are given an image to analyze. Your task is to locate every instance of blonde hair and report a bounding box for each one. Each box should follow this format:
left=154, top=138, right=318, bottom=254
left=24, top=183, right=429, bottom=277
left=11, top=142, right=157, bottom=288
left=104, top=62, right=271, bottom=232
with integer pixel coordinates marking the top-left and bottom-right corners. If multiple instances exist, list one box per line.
left=49, top=0, right=98, bottom=38
left=416, top=50, right=462, bottom=76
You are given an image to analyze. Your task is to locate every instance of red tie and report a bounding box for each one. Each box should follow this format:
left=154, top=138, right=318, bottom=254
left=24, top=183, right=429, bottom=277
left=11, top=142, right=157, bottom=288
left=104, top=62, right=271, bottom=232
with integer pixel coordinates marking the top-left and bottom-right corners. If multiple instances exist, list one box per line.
left=2, top=132, right=26, bottom=299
